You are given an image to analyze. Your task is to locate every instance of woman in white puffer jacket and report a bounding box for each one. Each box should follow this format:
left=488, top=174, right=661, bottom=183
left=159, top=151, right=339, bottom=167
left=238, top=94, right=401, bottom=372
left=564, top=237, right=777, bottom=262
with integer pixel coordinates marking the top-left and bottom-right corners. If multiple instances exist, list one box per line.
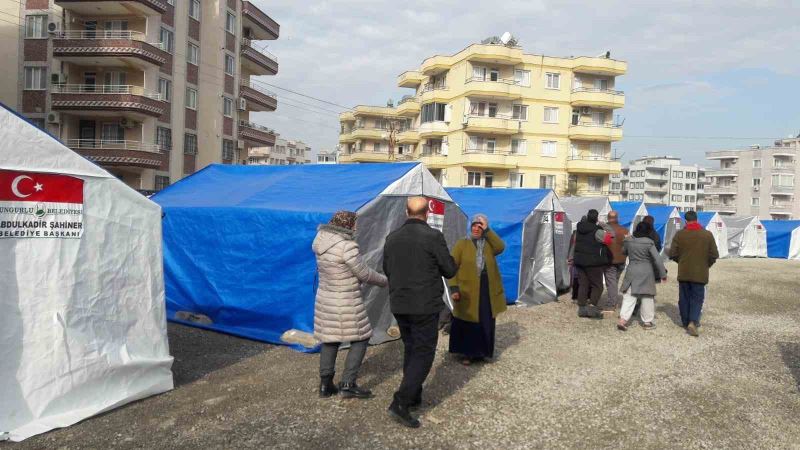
left=312, top=210, right=387, bottom=399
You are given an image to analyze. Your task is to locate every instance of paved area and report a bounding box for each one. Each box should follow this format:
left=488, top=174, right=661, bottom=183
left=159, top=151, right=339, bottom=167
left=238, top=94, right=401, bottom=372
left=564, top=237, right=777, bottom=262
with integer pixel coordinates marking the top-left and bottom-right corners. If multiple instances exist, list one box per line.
left=8, top=259, right=800, bottom=449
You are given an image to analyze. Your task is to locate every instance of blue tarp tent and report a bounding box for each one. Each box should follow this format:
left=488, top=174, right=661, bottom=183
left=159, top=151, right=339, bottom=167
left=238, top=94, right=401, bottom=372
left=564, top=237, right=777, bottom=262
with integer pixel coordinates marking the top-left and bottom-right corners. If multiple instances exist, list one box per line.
left=647, top=205, right=682, bottom=255
left=682, top=211, right=729, bottom=258
left=762, top=220, right=800, bottom=259
left=152, top=163, right=466, bottom=350
left=445, top=188, right=570, bottom=305
left=610, top=201, right=648, bottom=231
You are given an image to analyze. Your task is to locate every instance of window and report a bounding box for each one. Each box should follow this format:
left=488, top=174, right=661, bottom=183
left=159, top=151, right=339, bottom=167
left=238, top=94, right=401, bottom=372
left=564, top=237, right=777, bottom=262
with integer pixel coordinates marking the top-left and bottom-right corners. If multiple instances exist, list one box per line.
left=156, top=127, right=172, bottom=151
left=188, top=42, right=199, bottom=65
left=543, top=107, right=559, bottom=123
left=687, top=172, right=696, bottom=179
left=30, top=119, right=45, bottom=130
left=225, top=12, right=236, bottom=33
left=510, top=172, right=524, bottom=188
left=467, top=171, right=481, bottom=186
left=183, top=133, right=197, bottom=155
left=545, top=72, right=560, bottom=89
left=511, top=139, right=527, bottom=155
left=512, top=104, right=528, bottom=120
left=25, top=16, right=47, bottom=38
left=104, top=71, right=127, bottom=86
left=541, top=141, right=557, bottom=157
left=751, top=197, right=760, bottom=207
left=672, top=195, right=682, bottom=202
left=772, top=174, right=794, bottom=187
left=489, top=69, right=499, bottom=82
left=539, top=175, right=555, bottom=189
left=373, top=142, right=382, bottom=152
left=24, top=67, right=46, bottom=90
left=672, top=183, right=682, bottom=190
left=753, top=178, right=761, bottom=187
left=189, top=0, right=201, bottom=20
left=685, top=195, right=695, bottom=202
left=185, top=87, right=197, bottom=109
left=223, top=97, right=233, bottom=117
left=514, top=70, right=531, bottom=87
left=104, top=20, right=128, bottom=32
left=484, top=172, right=494, bottom=188
left=611, top=182, right=621, bottom=191
left=421, top=102, right=446, bottom=123
left=487, top=103, right=497, bottom=118
left=588, top=176, right=603, bottom=192
left=472, top=65, right=487, bottom=81
left=160, top=27, right=174, bottom=53
left=753, top=159, right=761, bottom=168
left=673, top=171, right=683, bottom=178
left=224, top=54, right=235, bottom=75
left=101, top=123, right=124, bottom=141
left=222, top=139, right=234, bottom=160
left=155, top=176, right=170, bottom=191
left=158, top=78, right=172, bottom=101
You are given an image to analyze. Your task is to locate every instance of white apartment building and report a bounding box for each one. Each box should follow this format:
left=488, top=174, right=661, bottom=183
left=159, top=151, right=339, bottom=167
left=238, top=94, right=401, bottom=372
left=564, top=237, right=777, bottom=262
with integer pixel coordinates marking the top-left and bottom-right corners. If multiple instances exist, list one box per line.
left=610, top=156, right=703, bottom=212
left=248, top=138, right=310, bottom=165
left=317, top=150, right=338, bottom=164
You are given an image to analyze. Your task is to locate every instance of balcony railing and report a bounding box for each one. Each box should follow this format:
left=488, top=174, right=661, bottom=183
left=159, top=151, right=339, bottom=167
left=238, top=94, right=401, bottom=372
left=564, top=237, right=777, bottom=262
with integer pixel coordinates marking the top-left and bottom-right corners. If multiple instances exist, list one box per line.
left=56, top=30, right=146, bottom=40
left=571, top=87, right=625, bottom=96
left=705, top=185, right=738, bottom=195
left=421, top=82, right=447, bottom=93
left=421, top=146, right=443, bottom=156
left=239, top=120, right=275, bottom=134
left=51, top=84, right=163, bottom=100
left=572, top=121, right=622, bottom=129
left=771, top=185, right=795, bottom=194
left=398, top=96, right=418, bottom=105
left=65, top=139, right=162, bottom=153
left=242, top=38, right=278, bottom=61
left=465, top=76, right=520, bottom=85
left=463, top=148, right=520, bottom=156
left=769, top=204, right=794, bottom=212
left=566, top=155, right=619, bottom=162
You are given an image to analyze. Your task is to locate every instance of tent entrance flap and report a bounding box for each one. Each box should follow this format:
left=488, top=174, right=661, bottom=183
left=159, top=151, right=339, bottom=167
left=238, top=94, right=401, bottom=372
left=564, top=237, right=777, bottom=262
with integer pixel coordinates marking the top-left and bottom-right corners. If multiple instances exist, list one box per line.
left=518, top=210, right=558, bottom=305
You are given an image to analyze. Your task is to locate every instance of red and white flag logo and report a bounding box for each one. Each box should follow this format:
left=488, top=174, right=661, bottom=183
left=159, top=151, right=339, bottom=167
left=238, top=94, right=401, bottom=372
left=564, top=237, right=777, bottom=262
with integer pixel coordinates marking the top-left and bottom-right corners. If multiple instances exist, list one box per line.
left=427, top=198, right=445, bottom=232
left=0, top=170, right=84, bottom=239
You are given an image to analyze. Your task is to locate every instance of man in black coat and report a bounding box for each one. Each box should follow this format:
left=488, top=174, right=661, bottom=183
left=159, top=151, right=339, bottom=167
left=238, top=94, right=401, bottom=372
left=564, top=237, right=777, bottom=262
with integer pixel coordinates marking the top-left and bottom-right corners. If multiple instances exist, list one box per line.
left=383, top=196, right=458, bottom=428
left=573, top=209, right=612, bottom=319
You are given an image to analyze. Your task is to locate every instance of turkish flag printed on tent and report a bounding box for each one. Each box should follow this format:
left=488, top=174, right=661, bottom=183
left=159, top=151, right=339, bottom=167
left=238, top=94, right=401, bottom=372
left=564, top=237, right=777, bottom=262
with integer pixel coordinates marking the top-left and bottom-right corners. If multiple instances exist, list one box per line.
left=0, top=170, right=85, bottom=239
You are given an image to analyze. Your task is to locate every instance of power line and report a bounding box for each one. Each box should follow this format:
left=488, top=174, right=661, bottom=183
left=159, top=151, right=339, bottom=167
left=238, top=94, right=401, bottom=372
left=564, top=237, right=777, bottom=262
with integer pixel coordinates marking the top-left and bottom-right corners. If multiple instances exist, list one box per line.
left=252, top=80, right=352, bottom=110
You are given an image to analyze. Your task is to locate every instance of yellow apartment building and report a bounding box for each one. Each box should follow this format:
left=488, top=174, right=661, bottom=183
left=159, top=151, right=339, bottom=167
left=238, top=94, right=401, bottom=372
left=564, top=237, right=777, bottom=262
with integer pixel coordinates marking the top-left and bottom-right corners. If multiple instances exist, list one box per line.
left=338, top=38, right=625, bottom=195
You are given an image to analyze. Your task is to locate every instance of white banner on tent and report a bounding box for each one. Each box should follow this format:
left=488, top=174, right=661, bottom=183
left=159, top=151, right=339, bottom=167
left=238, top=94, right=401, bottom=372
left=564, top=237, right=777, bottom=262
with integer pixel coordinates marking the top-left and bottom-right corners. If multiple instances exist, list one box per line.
left=0, top=170, right=84, bottom=239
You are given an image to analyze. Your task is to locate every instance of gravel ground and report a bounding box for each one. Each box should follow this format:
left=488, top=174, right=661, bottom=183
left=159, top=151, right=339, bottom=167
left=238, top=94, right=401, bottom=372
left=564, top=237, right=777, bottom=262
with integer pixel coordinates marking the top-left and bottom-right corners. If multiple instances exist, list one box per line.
left=7, top=258, right=800, bottom=449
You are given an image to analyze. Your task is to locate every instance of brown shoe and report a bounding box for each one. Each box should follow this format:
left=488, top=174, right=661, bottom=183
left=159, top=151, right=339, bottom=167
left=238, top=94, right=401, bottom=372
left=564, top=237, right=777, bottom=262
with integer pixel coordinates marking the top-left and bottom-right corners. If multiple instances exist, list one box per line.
left=687, top=322, right=699, bottom=337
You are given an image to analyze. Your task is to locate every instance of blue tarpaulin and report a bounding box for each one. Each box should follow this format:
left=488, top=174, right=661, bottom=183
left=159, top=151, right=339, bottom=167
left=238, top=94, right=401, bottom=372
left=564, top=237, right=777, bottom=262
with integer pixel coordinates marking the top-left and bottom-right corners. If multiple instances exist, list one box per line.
left=610, top=201, right=646, bottom=229
left=445, top=188, right=553, bottom=303
left=762, top=220, right=800, bottom=259
left=151, top=163, right=428, bottom=349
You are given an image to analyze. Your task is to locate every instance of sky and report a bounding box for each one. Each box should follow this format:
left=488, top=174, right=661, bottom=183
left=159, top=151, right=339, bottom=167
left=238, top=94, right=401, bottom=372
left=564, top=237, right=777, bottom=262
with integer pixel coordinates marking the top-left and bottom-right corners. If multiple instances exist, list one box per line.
left=249, top=0, right=800, bottom=167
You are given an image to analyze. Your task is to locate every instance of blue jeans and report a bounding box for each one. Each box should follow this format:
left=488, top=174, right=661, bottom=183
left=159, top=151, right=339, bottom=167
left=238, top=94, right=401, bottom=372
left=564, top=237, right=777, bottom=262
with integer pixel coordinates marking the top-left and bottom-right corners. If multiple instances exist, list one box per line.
left=678, top=282, right=705, bottom=327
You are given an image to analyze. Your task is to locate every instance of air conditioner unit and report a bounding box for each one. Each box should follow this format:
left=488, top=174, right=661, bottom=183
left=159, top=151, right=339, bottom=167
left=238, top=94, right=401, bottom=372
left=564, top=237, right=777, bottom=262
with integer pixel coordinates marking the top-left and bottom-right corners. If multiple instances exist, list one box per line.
left=753, top=186, right=760, bottom=191
left=580, top=107, right=590, bottom=115
left=50, top=73, right=66, bottom=85
left=237, top=140, right=245, bottom=149
left=238, top=98, right=247, bottom=111
left=120, top=118, right=135, bottom=128
left=47, top=112, right=60, bottom=124
left=47, top=22, right=60, bottom=33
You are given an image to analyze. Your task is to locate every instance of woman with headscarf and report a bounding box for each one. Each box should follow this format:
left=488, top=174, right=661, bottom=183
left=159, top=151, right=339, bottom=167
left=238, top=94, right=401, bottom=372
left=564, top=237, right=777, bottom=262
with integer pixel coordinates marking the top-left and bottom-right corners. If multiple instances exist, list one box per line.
left=448, top=213, right=507, bottom=365
left=312, top=211, right=388, bottom=398
left=617, top=221, right=667, bottom=331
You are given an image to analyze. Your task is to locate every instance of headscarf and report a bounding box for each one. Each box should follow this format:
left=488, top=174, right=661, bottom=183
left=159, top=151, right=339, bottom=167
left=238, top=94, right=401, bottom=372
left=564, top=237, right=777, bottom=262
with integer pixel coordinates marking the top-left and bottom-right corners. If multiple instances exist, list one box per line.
left=329, top=210, right=357, bottom=231
left=470, top=213, right=489, bottom=273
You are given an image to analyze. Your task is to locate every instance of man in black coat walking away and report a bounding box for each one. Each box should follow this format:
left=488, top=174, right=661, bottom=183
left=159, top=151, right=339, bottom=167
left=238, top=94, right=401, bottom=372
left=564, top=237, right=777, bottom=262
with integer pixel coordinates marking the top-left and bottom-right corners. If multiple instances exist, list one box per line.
left=573, top=209, right=613, bottom=319
left=383, top=196, right=458, bottom=428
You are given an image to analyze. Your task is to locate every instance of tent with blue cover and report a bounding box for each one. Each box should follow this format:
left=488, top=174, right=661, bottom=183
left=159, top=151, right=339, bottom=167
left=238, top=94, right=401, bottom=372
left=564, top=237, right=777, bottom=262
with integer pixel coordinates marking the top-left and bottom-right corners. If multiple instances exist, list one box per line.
left=721, top=216, right=767, bottom=258
left=646, top=205, right=682, bottom=256
left=445, top=188, right=570, bottom=305
left=152, top=163, right=467, bottom=351
left=762, top=220, right=800, bottom=259
left=682, top=211, right=729, bottom=258
left=610, top=201, right=648, bottom=232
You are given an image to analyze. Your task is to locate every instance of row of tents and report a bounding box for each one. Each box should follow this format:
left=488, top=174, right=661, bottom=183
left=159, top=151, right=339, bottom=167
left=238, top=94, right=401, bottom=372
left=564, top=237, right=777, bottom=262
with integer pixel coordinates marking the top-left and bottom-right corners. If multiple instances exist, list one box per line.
left=2, top=105, right=799, bottom=440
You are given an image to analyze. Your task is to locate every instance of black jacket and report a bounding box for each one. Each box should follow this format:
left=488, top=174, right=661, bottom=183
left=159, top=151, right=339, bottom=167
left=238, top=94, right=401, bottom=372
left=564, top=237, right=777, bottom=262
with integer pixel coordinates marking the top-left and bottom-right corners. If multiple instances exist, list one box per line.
left=573, top=220, right=609, bottom=268
left=382, top=219, right=458, bottom=315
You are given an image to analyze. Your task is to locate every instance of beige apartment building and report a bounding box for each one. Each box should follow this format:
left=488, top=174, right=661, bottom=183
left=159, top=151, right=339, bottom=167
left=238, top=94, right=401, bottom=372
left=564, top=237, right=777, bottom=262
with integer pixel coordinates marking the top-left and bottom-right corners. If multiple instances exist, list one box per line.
left=705, top=138, right=799, bottom=220
left=1, top=0, right=279, bottom=194
left=609, top=156, right=706, bottom=212
left=248, top=138, right=310, bottom=165
left=338, top=38, right=626, bottom=194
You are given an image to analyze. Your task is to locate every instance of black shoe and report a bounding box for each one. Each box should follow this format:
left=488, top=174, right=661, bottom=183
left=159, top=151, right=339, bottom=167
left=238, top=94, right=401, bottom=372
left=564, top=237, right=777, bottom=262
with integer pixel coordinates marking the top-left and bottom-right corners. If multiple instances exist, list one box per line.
left=339, top=382, right=372, bottom=399
left=578, top=306, right=603, bottom=319
left=388, top=402, right=420, bottom=428
left=319, top=376, right=338, bottom=398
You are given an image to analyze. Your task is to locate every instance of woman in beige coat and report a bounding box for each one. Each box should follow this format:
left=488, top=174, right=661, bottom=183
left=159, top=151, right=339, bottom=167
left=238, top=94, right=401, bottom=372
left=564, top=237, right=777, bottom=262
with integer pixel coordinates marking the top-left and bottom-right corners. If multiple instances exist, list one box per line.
left=312, top=211, right=387, bottom=399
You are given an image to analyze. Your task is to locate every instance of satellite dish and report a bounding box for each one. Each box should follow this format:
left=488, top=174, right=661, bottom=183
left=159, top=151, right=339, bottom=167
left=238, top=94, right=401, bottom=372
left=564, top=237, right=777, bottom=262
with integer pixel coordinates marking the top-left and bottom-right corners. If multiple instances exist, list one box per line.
left=500, top=32, right=512, bottom=44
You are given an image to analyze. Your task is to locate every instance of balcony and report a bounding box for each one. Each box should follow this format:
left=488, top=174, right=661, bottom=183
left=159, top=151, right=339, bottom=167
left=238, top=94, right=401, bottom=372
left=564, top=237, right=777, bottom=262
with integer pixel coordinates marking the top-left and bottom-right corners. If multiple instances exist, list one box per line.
left=568, top=122, right=623, bottom=142
left=644, top=173, right=668, bottom=181
left=238, top=120, right=276, bottom=146
left=704, top=203, right=737, bottom=214
left=706, top=150, right=742, bottom=160
left=242, top=1, right=280, bottom=40
left=771, top=164, right=796, bottom=174
left=419, top=121, right=449, bottom=138
left=771, top=185, right=795, bottom=195
left=338, top=131, right=355, bottom=144
left=340, top=150, right=393, bottom=163
left=419, top=55, right=451, bottom=75
left=705, top=185, right=738, bottom=195
left=339, top=111, right=355, bottom=122
left=55, top=0, right=166, bottom=16
left=463, top=114, right=522, bottom=135
left=418, top=146, right=448, bottom=168
left=396, top=97, right=420, bottom=116
left=571, top=56, right=627, bottom=76
left=463, top=77, right=522, bottom=99
left=769, top=204, right=794, bottom=214
left=565, top=155, right=621, bottom=175
left=461, top=148, right=520, bottom=169
left=705, top=168, right=739, bottom=177
left=571, top=88, right=625, bottom=109
left=52, top=31, right=168, bottom=69
left=419, top=83, right=451, bottom=103
left=351, top=126, right=388, bottom=141
left=397, top=71, right=425, bottom=88
left=65, top=139, right=166, bottom=169
left=241, top=38, right=278, bottom=75
left=397, top=129, right=420, bottom=144
left=240, top=82, right=277, bottom=112
left=51, top=84, right=166, bottom=118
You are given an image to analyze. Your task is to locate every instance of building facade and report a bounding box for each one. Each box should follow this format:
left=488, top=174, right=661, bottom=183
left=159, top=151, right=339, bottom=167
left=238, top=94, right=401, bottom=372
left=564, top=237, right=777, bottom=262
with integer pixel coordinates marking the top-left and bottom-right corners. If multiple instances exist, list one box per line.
left=705, top=138, right=799, bottom=220
left=316, top=150, right=338, bottom=164
left=338, top=39, right=626, bottom=195
left=1, top=0, right=279, bottom=194
left=609, top=156, right=705, bottom=212
left=248, top=138, right=310, bottom=165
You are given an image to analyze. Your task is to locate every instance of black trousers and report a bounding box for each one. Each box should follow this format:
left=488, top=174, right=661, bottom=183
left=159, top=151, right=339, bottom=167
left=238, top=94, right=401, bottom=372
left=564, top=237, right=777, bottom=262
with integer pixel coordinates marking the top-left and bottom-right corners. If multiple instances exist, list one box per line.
left=576, top=266, right=605, bottom=307
left=393, top=312, right=439, bottom=407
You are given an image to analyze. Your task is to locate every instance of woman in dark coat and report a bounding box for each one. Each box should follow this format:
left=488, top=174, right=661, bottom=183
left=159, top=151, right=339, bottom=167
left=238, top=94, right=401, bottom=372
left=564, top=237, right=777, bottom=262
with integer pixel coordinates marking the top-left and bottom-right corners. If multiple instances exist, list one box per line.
left=448, top=214, right=507, bottom=365
left=617, top=221, right=667, bottom=331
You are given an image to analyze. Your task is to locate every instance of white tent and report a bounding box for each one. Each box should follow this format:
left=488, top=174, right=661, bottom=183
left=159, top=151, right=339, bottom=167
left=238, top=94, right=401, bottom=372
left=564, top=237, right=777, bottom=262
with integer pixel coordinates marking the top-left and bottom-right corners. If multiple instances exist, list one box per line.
left=722, top=216, right=768, bottom=258
left=0, top=106, right=173, bottom=441
left=560, top=197, right=612, bottom=232
left=692, top=211, right=729, bottom=259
